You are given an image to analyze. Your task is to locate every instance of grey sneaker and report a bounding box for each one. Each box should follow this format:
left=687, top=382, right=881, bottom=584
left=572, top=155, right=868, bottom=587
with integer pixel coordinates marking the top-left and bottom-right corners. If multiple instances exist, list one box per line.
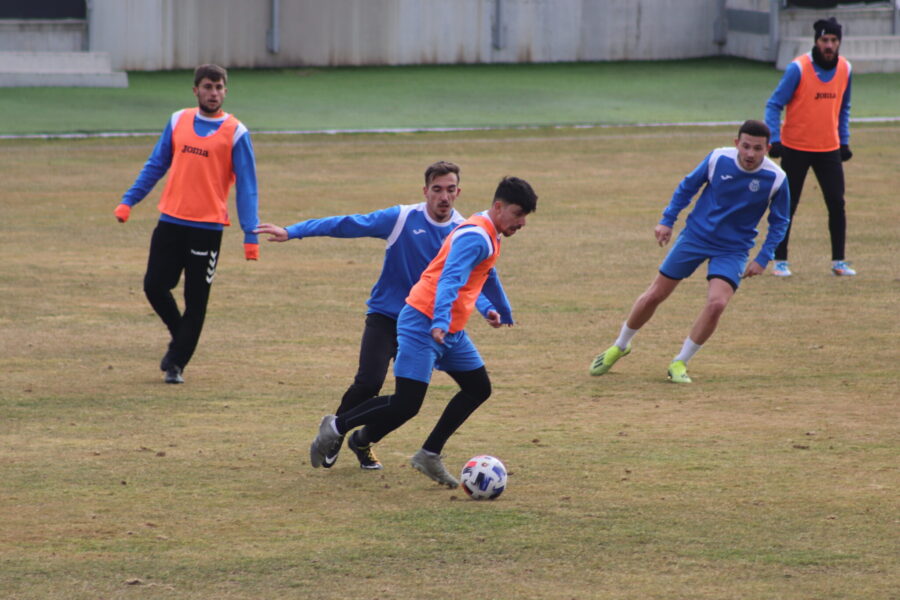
left=410, top=448, right=459, bottom=488
left=309, top=415, right=341, bottom=468
left=164, top=365, right=183, bottom=384
left=321, top=434, right=345, bottom=469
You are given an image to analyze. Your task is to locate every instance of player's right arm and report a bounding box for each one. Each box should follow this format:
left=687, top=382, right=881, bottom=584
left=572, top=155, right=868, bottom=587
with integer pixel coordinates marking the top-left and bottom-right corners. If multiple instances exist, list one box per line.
left=115, top=115, right=176, bottom=222
left=659, top=153, right=711, bottom=230
left=430, top=229, right=491, bottom=336
left=283, top=205, right=401, bottom=240
left=764, top=62, right=801, bottom=144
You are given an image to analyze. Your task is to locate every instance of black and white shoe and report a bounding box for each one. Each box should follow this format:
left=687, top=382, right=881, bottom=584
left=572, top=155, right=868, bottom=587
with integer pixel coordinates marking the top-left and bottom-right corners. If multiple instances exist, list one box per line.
left=321, top=434, right=345, bottom=469
left=309, top=415, right=341, bottom=468
left=348, top=431, right=383, bottom=470
left=164, top=365, right=184, bottom=384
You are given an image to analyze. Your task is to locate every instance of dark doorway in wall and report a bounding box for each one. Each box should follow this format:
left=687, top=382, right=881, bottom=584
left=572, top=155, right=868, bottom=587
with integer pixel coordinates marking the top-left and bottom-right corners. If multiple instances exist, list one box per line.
left=0, top=1, right=87, bottom=19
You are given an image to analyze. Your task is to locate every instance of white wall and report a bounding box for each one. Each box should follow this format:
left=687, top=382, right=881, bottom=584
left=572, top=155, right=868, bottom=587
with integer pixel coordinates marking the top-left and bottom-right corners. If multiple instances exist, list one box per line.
left=88, top=0, right=721, bottom=71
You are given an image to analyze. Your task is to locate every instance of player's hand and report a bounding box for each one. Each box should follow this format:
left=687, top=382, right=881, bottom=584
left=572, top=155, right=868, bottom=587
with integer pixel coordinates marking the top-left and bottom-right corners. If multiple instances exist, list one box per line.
left=654, top=224, right=673, bottom=247
left=840, top=145, right=853, bottom=162
left=484, top=310, right=504, bottom=328
left=742, top=261, right=765, bottom=278
left=114, top=204, right=131, bottom=223
left=768, top=141, right=783, bottom=159
left=431, top=328, right=446, bottom=345
left=254, top=223, right=289, bottom=242
left=243, top=243, right=259, bottom=261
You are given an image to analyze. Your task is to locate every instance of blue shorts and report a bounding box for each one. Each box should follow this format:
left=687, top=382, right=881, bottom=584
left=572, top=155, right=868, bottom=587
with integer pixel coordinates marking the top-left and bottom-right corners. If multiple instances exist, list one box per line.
left=658, top=231, right=747, bottom=291
left=393, top=305, right=485, bottom=383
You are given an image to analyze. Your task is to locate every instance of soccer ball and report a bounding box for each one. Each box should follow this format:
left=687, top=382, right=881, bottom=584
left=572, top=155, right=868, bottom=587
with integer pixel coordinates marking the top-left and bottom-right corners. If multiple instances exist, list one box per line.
left=460, top=455, right=507, bottom=500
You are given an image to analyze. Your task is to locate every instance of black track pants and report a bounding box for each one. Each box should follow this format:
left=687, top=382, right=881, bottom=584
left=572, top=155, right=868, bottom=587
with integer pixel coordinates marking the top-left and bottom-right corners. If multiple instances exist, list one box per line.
left=776, top=146, right=846, bottom=261
left=336, top=366, right=492, bottom=451
left=143, top=221, right=222, bottom=369
left=335, top=313, right=398, bottom=416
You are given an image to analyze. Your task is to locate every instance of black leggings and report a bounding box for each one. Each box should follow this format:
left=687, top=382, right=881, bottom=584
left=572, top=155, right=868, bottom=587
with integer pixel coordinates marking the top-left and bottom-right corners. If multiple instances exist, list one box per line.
left=143, top=221, right=222, bottom=368
left=776, top=146, right=846, bottom=261
left=336, top=366, right=492, bottom=454
left=335, top=313, right=398, bottom=416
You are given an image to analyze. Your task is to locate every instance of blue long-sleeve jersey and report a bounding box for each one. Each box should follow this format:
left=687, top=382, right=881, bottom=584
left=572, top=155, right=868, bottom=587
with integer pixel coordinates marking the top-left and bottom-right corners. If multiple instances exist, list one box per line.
left=121, top=110, right=260, bottom=244
left=285, top=203, right=501, bottom=320
left=765, top=54, right=852, bottom=146
left=660, top=148, right=791, bottom=268
left=430, top=212, right=513, bottom=333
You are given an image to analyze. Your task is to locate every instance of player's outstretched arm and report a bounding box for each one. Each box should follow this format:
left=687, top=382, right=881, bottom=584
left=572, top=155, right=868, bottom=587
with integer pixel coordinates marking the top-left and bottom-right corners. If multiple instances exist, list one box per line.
left=254, top=223, right=289, bottom=242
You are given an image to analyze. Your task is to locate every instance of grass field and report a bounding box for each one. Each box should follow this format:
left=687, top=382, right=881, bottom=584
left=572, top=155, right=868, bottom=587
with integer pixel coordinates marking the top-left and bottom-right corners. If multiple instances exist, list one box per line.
left=1, top=120, right=897, bottom=599
left=2, top=58, right=900, bottom=135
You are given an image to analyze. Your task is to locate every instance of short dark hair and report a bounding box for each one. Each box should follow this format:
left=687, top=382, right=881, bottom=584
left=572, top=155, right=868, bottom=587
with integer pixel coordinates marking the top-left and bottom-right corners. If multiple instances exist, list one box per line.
left=738, top=119, right=771, bottom=143
left=494, top=176, right=537, bottom=214
left=194, top=64, right=228, bottom=86
left=424, top=161, right=460, bottom=186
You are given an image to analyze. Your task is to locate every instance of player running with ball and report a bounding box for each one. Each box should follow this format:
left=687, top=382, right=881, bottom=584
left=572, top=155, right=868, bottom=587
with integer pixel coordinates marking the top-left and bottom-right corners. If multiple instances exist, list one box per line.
left=308, top=176, right=538, bottom=487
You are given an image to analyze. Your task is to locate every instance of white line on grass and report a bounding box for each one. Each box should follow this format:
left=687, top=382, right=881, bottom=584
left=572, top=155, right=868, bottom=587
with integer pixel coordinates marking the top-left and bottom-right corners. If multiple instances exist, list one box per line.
left=2, top=117, right=899, bottom=140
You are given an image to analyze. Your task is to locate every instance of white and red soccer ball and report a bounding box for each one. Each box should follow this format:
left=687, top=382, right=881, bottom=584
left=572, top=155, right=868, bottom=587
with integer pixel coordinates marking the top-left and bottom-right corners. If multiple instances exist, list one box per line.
left=460, top=455, right=507, bottom=500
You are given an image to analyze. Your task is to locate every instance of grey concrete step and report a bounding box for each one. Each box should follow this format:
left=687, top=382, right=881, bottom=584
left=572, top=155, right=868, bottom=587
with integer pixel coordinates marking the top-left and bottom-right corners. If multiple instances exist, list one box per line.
left=777, top=36, right=900, bottom=73
left=0, top=51, right=127, bottom=87
left=779, top=5, right=895, bottom=38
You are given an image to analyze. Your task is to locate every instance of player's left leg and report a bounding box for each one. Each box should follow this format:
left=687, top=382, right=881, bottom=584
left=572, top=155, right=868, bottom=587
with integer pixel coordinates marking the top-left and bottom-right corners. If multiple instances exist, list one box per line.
left=422, top=366, right=491, bottom=456
left=668, top=270, right=738, bottom=384
left=167, top=227, right=222, bottom=379
left=409, top=332, right=487, bottom=488
left=811, top=150, right=855, bottom=274
left=337, top=313, right=397, bottom=414
left=325, top=313, right=399, bottom=468
left=591, top=233, right=699, bottom=377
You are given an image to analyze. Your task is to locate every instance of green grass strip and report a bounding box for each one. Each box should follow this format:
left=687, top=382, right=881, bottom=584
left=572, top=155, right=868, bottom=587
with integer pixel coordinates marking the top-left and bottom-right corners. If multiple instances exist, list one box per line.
left=1, top=57, right=898, bottom=135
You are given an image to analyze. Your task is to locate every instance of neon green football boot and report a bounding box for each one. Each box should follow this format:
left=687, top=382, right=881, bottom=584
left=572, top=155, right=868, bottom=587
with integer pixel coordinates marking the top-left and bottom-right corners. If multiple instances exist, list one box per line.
left=589, top=344, right=630, bottom=376
left=667, top=360, right=692, bottom=384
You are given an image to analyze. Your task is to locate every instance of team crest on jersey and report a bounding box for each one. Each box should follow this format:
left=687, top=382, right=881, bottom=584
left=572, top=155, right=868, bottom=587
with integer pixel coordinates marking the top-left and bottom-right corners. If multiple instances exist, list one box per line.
left=749, top=179, right=760, bottom=192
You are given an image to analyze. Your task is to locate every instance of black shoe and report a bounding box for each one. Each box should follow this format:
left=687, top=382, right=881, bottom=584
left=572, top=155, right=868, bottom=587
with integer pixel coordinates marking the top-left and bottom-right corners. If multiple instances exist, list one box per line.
left=348, top=431, right=383, bottom=470
left=160, top=353, right=172, bottom=372
left=164, top=365, right=184, bottom=384
left=321, top=434, right=345, bottom=469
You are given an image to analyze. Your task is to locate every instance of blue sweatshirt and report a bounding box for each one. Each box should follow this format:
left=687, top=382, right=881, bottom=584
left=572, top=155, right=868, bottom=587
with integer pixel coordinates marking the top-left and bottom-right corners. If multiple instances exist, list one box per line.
left=661, top=148, right=791, bottom=268
left=285, top=203, right=500, bottom=320
left=121, top=110, right=260, bottom=244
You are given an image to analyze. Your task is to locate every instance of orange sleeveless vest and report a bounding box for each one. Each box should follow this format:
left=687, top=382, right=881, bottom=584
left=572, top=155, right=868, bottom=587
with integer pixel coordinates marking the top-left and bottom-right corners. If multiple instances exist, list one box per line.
left=782, top=54, right=849, bottom=152
left=406, top=214, right=500, bottom=333
left=158, top=108, right=238, bottom=224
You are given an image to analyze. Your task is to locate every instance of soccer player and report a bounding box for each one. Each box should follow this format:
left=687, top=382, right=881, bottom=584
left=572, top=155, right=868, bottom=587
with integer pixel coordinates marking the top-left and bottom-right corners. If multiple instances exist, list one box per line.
left=589, top=120, right=790, bottom=383
left=256, top=161, right=505, bottom=470
left=308, top=176, right=538, bottom=487
left=765, top=17, right=856, bottom=277
left=114, top=64, right=260, bottom=384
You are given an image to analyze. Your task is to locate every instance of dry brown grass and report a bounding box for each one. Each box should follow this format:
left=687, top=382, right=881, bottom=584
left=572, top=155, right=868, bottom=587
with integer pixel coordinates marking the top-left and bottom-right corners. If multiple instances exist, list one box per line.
left=1, top=125, right=897, bottom=599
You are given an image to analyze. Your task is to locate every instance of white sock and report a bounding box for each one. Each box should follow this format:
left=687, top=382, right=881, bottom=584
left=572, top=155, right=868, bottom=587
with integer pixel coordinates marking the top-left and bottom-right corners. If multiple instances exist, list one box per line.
left=674, top=337, right=702, bottom=363
left=614, top=322, right=638, bottom=351
left=330, top=418, right=341, bottom=436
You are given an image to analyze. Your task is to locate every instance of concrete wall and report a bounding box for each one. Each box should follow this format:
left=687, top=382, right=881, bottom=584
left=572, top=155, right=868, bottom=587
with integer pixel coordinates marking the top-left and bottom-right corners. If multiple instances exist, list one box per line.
left=0, top=19, right=86, bottom=51
left=87, top=0, right=721, bottom=71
